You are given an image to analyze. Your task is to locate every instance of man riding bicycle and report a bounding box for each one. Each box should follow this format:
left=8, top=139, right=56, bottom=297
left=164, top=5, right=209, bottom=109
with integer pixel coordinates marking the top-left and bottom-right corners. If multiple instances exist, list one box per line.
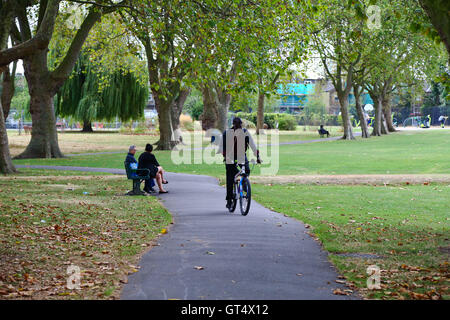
left=218, top=117, right=261, bottom=209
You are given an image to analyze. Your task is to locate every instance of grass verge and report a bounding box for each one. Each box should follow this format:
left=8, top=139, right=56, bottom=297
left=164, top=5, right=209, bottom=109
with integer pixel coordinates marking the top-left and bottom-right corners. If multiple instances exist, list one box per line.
left=13, top=130, right=450, bottom=177
left=0, top=175, right=171, bottom=299
left=252, top=182, right=449, bottom=300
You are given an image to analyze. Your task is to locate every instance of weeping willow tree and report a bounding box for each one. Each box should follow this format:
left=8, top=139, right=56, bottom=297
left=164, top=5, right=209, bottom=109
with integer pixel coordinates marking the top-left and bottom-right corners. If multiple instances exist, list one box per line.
left=56, top=54, right=148, bottom=131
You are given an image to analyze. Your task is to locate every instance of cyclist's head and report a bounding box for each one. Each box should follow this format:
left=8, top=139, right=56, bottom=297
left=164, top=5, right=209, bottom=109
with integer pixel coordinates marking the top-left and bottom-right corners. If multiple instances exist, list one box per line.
left=233, top=117, right=242, bottom=129
left=145, top=143, right=153, bottom=152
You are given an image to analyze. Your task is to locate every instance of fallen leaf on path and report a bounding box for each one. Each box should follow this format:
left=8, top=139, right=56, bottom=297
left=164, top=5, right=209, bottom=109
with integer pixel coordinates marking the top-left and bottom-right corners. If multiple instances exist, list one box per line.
left=333, top=288, right=350, bottom=296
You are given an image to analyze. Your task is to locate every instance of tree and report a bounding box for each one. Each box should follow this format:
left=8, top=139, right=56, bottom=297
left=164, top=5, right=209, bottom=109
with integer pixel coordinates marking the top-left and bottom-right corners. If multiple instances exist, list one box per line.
left=244, top=3, right=314, bottom=135
left=362, top=0, right=445, bottom=135
left=0, top=0, right=60, bottom=68
left=11, top=0, right=126, bottom=159
left=56, top=53, right=148, bottom=131
left=418, top=0, right=450, bottom=57
left=352, top=69, right=370, bottom=138
left=52, top=11, right=149, bottom=132
left=311, top=0, right=364, bottom=140
left=121, top=0, right=207, bottom=150
left=0, top=0, right=17, bottom=173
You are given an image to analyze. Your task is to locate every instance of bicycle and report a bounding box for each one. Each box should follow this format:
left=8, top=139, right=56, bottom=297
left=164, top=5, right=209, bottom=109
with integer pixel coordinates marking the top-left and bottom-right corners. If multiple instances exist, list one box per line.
left=228, top=159, right=258, bottom=215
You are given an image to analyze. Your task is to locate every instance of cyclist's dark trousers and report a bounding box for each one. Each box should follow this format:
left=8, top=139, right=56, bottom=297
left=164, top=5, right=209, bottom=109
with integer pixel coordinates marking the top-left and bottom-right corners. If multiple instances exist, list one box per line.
left=225, top=160, right=250, bottom=200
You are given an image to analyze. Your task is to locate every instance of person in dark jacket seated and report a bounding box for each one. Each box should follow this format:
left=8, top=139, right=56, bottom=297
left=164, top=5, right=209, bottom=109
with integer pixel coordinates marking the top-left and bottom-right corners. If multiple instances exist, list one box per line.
left=318, top=125, right=330, bottom=138
left=138, top=143, right=168, bottom=194
left=125, top=145, right=156, bottom=192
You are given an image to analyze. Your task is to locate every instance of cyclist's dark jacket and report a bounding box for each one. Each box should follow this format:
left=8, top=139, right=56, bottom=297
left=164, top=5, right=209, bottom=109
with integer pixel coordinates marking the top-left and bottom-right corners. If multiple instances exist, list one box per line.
left=219, top=127, right=258, bottom=163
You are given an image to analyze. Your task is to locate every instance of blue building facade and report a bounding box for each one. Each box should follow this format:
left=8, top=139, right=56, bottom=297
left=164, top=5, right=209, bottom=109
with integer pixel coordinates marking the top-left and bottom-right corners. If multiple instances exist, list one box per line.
left=276, top=81, right=373, bottom=114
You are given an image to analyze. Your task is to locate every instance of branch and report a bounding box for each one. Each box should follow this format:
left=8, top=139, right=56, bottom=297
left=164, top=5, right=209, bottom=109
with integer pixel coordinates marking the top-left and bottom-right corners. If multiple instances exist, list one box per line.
left=67, top=0, right=132, bottom=10
left=0, top=0, right=60, bottom=67
left=50, top=8, right=102, bottom=88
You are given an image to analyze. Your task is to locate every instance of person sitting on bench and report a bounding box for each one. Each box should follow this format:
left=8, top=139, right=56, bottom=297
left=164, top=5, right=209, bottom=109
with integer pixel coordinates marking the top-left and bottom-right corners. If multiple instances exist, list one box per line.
left=318, top=125, right=330, bottom=138
left=125, top=145, right=155, bottom=193
left=138, top=143, right=168, bottom=194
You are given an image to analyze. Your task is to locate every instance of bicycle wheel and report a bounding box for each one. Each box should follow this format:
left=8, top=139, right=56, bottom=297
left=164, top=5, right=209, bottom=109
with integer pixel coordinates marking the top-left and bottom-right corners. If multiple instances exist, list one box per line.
left=239, top=177, right=251, bottom=216
left=228, top=182, right=238, bottom=213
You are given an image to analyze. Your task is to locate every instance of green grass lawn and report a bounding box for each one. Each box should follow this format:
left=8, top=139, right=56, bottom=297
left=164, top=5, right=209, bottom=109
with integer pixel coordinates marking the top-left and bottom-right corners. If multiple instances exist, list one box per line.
left=252, top=183, right=449, bottom=299
left=0, top=175, right=171, bottom=299
left=14, top=130, right=450, bottom=176
left=8, top=128, right=450, bottom=300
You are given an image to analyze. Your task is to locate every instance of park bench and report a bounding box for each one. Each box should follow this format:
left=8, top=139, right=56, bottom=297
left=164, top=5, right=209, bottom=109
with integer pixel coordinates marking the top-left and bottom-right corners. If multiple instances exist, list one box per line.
left=318, top=129, right=329, bottom=138
left=318, top=129, right=324, bottom=138
left=124, top=161, right=151, bottom=196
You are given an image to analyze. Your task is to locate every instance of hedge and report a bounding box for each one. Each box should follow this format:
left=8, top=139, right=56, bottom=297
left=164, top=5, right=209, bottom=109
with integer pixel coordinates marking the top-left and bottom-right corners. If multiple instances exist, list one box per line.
left=234, top=112, right=297, bottom=131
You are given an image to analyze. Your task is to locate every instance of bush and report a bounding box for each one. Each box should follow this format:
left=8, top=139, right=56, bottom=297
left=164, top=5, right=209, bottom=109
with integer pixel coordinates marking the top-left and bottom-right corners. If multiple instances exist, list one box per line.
left=180, top=114, right=194, bottom=131
left=241, top=119, right=256, bottom=129
left=233, top=112, right=297, bottom=130
left=235, top=112, right=279, bottom=129
left=276, top=114, right=297, bottom=131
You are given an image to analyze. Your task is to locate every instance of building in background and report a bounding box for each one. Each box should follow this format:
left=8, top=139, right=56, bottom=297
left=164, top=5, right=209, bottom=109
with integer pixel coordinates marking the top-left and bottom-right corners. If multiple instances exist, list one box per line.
left=276, top=79, right=373, bottom=114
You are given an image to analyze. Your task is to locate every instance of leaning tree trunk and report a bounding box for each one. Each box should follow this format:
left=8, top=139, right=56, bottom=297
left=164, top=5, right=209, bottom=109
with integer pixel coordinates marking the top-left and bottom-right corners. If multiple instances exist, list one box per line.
left=354, top=95, right=369, bottom=138
left=171, top=88, right=190, bottom=144
left=200, top=86, right=218, bottom=131
left=371, top=95, right=382, bottom=136
left=337, top=92, right=354, bottom=140
left=171, top=88, right=190, bottom=132
left=82, top=120, right=93, bottom=132
left=256, top=91, right=265, bottom=135
left=353, top=85, right=369, bottom=138
left=0, top=100, right=16, bottom=173
left=382, top=95, right=396, bottom=132
left=0, top=1, right=17, bottom=173
left=15, top=52, right=63, bottom=159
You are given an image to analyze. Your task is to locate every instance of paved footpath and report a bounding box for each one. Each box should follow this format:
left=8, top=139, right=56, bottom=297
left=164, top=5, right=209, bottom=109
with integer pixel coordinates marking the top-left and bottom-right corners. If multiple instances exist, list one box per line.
left=16, top=164, right=357, bottom=300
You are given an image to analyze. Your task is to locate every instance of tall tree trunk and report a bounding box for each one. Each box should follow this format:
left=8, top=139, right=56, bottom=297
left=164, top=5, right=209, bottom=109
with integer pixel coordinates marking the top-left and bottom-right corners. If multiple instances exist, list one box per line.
left=200, top=85, right=218, bottom=131
left=337, top=92, right=354, bottom=140
left=155, top=100, right=177, bottom=150
left=371, top=95, right=382, bottom=136
left=256, top=91, right=265, bottom=135
left=15, top=52, right=63, bottom=159
left=353, top=84, right=370, bottom=138
left=82, top=120, right=93, bottom=132
left=382, top=94, right=396, bottom=132
left=13, top=7, right=102, bottom=158
left=216, top=87, right=231, bottom=133
left=1, top=61, right=16, bottom=119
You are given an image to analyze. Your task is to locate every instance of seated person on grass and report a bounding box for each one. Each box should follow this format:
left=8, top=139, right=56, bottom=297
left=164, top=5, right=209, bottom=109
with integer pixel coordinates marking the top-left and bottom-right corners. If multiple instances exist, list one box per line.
left=125, top=145, right=155, bottom=192
left=138, top=143, right=168, bottom=194
left=318, top=125, right=330, bottom=138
